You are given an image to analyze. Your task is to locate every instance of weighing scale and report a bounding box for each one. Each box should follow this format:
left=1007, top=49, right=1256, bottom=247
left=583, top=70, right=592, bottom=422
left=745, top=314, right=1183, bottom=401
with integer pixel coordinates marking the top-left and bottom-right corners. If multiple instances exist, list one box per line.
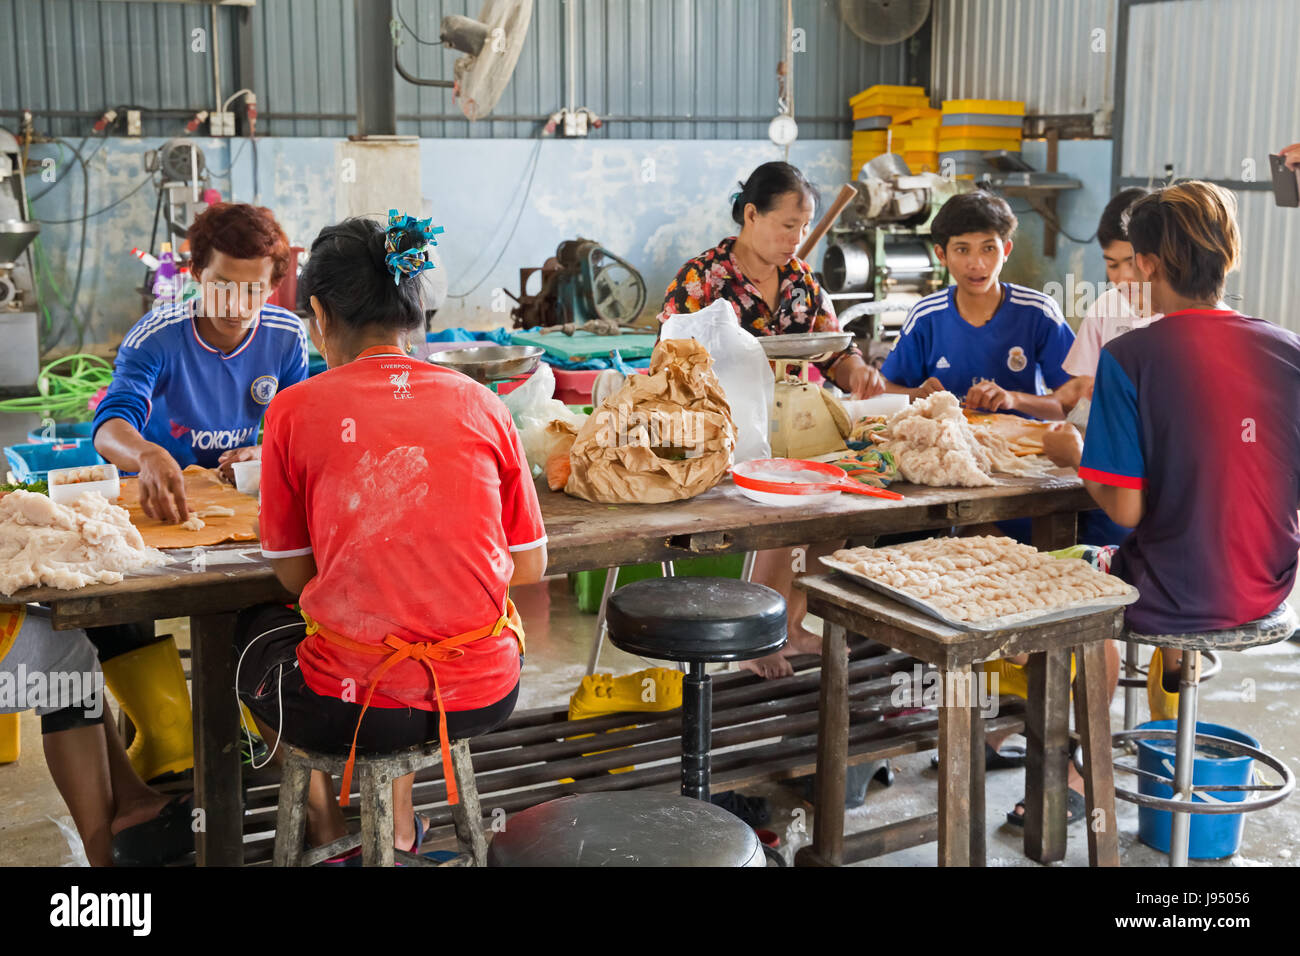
left=759, top=332, right=855, bottom=460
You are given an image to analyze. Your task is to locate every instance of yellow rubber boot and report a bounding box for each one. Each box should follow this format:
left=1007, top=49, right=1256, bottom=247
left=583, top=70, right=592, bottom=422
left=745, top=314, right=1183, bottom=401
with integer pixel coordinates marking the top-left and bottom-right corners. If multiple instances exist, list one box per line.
left=0, top=605, right=25, bottom=763
left=239, top=701, right=260, bottom=735
left=0, top=713, right=19, bottom=764
left=981, top=659, right=1028, bottom=700
left=979, top=655, right=1076, bottom=701
left=561, top=668, right=685, bottom=781
left=568, top=667, right=684, bottom=721
left=1146, top=647, right=1179, bottom=721
left=101, top=638, right=194, bottom=780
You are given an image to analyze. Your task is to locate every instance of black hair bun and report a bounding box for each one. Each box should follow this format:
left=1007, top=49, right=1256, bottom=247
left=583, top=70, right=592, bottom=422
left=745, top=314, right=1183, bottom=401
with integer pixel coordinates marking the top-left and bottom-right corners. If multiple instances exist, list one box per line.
left=730, top=163, right=818, bottom=227
left=298, top=216, right=425, bottom=332
left=367, top=227, right=389, bottom=273
left=730, top=181, right=748, bottom=225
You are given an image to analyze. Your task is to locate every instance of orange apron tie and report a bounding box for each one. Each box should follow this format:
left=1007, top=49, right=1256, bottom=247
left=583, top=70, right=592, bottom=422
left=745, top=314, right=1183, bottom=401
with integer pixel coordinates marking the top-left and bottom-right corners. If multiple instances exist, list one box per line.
left=301, top=600, right=521, bottom=808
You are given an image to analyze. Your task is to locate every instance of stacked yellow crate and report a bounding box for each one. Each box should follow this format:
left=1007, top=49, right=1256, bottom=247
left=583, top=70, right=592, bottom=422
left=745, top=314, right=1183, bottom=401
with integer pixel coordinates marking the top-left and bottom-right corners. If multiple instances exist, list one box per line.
left=890, top=107, right=942, bottom=173
left=939, top=99, right=1025, bottom=178
left=849, top=84, right=929, bottom=177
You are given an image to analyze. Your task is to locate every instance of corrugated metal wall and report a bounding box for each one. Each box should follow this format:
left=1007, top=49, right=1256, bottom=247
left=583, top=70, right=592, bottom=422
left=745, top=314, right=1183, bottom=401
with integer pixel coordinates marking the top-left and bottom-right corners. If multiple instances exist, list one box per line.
left=1117, top=0, right=1300, bottom=330
left=0, top=0, right=240, bottom=138
left=2, top=0, right=915, bottom=141
left=257, top=0, right=915, bottom=140
left=930, top=0, right=1117, bottom=114
left=1120, top=0, right=1298, bottom=181
left=1231, top=189, right=1300, bottom=327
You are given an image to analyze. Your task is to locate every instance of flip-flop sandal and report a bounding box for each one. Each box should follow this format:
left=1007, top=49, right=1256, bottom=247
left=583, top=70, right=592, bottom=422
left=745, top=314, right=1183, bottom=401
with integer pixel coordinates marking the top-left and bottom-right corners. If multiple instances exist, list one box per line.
left=110, top=792, right=196, bottom=866
left=410, top=813, right=427, bottom=852
left=1005, top=789, right=1086, bottom=828
left=317, top=846, right=362, bottom=867
left=393, top=814, right=430, bottom=867
left=931, top=743, right=1028, bottom=771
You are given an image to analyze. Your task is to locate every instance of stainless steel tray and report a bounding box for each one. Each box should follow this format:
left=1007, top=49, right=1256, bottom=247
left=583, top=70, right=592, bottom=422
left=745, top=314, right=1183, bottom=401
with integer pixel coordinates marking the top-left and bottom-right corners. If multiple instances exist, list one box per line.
left=426, top=345, right=544, bottom=383
left=818, top=554, right=1139, bottom=633
left=758, top=332, right=853, bottom=360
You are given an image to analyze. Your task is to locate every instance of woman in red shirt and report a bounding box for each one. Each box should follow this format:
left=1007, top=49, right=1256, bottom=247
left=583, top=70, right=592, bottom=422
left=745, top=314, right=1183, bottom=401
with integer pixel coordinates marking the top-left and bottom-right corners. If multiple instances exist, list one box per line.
left=234, top=213, right=547, bottom=859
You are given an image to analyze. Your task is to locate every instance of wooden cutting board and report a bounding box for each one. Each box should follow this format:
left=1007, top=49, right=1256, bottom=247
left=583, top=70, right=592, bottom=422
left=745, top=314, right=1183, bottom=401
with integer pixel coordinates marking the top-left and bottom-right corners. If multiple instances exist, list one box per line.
left=119, top=465, right=259, bottom=548
left=963, top=410, right=1049, bottom=455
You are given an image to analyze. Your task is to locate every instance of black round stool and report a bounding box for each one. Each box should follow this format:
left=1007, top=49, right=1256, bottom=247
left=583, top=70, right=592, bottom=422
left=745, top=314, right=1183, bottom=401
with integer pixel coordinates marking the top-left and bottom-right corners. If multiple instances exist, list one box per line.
left=487, top=792, right=765, bottom=867
left=605, top=577, right=787, bottom=801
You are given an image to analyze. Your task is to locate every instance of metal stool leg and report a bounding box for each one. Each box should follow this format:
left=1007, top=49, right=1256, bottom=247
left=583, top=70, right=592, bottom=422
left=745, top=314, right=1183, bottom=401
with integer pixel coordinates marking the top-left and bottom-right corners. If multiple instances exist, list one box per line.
left=586, top=566, right=621, bottom=676
left=725, top=552, right=758, bottom=672
left=660, top=562, right=689, bottom=672
left=682, top=661, right=712, bottom=801
left=1123, top=641, right=1140, bottom=730
left=1168, top=650, right=1201, bottom=867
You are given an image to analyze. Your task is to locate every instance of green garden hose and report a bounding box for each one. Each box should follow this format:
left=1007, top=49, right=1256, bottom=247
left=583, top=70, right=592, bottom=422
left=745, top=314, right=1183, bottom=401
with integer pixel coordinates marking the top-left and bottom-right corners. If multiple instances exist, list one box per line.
left=0, top=353, right=114, bottom=423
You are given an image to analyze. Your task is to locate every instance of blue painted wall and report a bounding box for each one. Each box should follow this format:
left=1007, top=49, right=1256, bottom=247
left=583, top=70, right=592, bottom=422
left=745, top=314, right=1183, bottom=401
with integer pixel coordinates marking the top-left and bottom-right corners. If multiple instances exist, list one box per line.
left=27, top=135, right=857, bottom=342
left=26, top=134, right=1115, bottom=349
left=1001, top=138, right=1115, bottom=317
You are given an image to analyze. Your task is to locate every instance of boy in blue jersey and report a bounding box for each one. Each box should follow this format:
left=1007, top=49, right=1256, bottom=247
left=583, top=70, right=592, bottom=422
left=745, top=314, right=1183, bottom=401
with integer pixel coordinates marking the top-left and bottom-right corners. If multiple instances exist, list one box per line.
left=880, top=190, right=1074, bottom=421
left=880, top=192, right=1085, bottom=814
left=87, top=202, right=305, bottom=783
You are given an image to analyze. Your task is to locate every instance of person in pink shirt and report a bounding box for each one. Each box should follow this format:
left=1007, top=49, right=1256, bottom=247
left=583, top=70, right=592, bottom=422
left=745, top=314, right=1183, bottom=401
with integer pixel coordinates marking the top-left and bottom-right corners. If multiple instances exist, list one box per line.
left=1047, top=188, right=1163, bottom=438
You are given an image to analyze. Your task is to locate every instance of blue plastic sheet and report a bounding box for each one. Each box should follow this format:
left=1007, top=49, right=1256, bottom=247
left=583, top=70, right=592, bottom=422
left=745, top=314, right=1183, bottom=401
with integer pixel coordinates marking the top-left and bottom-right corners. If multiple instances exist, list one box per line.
left=425, top=328, right=515, bottom=346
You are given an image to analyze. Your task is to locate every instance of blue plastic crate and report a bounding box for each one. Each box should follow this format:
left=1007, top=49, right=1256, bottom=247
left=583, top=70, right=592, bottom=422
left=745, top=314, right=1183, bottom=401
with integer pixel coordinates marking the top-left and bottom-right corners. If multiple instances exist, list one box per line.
left=26, top=422, right=94, bottom=444
left=4, top=440, right=106, bottom=484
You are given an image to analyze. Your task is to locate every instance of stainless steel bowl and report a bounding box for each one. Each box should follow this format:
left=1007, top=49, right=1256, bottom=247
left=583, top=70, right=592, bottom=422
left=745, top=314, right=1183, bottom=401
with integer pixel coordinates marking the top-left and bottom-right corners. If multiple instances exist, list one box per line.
left=757, top=331, right=853, bottom=360
left=427, top=344, right=545, bottom=383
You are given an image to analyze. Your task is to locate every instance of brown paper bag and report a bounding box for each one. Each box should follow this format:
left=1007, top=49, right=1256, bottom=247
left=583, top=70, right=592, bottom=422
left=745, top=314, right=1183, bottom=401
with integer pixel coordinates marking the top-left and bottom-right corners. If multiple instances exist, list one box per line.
left=564, top=338, right=736, bottom=503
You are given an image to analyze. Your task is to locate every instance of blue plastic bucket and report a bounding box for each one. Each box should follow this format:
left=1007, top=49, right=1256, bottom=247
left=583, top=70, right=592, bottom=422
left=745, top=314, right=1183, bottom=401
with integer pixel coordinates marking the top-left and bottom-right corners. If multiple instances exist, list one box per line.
left=4, top=440, right=106, bottom=484
left=1136, top=719, right=1258, bottom=860
left=26, top=422, right=93, bottom=444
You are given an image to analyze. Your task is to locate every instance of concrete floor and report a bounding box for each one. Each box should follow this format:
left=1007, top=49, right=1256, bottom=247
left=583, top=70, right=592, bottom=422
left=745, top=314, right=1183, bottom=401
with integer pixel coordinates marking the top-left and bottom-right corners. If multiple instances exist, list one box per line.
left=2, top=568, right=1298, bottom=867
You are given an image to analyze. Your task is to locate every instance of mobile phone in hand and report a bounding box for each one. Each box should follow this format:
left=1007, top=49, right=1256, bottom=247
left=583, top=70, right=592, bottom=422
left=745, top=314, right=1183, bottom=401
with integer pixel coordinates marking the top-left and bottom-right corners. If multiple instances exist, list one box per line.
left=1270, top=154, right=1300, bottom=207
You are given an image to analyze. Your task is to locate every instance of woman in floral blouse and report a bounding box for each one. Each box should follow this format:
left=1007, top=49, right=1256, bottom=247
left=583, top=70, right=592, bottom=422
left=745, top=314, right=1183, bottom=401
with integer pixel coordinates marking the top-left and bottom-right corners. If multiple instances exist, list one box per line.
left=658, top=161, right=885, bottom=399
left=658, top=162, right=885, bottom=678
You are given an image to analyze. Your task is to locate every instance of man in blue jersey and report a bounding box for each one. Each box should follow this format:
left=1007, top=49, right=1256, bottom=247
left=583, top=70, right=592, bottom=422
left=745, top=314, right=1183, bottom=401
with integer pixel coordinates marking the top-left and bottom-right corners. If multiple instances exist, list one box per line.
left=880, top=190, right=1074, bottom=420
left=94, top=202, right=308, bottom=523
left=87, top=202, right=306, bottom=782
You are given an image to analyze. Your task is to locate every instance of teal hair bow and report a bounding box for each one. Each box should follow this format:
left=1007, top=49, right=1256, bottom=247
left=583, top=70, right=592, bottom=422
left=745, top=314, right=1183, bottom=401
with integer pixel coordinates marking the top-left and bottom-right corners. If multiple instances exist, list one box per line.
left=384, top=209, right=446, bottom=286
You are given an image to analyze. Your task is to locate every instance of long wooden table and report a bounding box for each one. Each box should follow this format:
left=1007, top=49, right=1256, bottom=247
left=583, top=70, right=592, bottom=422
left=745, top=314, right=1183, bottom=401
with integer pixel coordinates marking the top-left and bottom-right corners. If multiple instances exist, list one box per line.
left=7, top=470, right=1093, bottom=865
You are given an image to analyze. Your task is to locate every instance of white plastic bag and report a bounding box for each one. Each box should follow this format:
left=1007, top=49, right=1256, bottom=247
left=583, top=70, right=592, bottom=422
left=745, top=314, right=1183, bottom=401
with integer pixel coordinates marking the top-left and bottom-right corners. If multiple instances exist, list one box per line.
left=660, top=299, right=773, bottom=463
left=502, top=363, right=589, bottom=475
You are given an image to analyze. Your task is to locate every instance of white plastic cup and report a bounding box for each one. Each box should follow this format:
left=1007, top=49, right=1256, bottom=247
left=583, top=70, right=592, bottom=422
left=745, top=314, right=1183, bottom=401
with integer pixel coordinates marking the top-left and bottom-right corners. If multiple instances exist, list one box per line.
left=231, top=459, right=261, bottom=496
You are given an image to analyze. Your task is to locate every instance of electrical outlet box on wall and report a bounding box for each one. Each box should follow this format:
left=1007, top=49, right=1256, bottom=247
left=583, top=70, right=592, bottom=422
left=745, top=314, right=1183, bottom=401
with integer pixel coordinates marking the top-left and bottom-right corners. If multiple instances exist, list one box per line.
left=563, top=111, right=588, bottom=138
left=210, top=112, right=236, bottom=136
